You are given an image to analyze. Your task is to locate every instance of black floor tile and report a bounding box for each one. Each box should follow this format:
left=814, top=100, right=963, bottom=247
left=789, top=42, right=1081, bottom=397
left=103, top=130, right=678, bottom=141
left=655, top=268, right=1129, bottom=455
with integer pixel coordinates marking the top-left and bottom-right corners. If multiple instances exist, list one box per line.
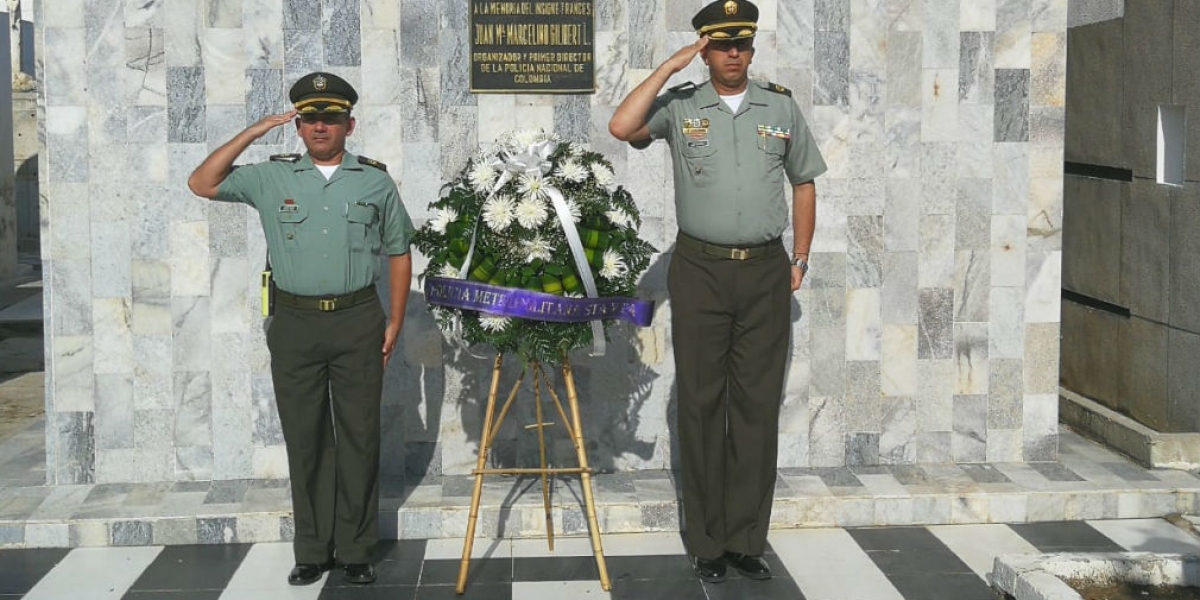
left=421, top=557, right=512, bottom=585
left=610, top=577, right=707, bottom=600
left=848, top=526, right=949, bottom=551
left=513, top=555, right=599, bottom=581
left=126, top=544, right=253, bottom=591
left=1009, top=521, right=1125, bottom=552
left=960, top=464, right=1012, bottom=484
left=323, top=559, right=423, bottom=587
left=319, top=584, right=418, bottom=599
left=124, top=591, right=223, bottom=600
left=0, top=547, right=70, bottom=595
left=1028, top=462, right=1085, bottom=482
left=374, top=539, right=428, bottom=562
left=1102, top=462, right=1161, bottom=482
left=882, top=572, right=996, bottom=600
left=703, top=577, right=806, bottom=600
left=415, top=583, right=511, bottom=600
left=606, top=554, right=696, bottom=581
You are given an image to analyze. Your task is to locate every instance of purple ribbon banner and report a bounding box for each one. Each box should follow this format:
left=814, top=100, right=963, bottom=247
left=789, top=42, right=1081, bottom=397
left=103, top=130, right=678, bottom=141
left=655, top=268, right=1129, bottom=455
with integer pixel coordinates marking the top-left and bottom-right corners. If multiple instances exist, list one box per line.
left=424, top=277, right=655, bottom=327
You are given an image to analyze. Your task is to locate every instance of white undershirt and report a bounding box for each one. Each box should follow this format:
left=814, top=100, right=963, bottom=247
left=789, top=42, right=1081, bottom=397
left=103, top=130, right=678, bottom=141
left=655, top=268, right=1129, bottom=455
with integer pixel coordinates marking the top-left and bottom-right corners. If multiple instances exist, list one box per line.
left=315, top=164, right=338, bottom=180
left=721, top=91, right=747, bottom=113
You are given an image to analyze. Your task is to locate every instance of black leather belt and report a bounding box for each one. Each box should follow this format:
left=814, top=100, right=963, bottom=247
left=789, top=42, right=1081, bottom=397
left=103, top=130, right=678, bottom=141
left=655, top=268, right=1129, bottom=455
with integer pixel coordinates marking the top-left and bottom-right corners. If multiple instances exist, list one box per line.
left=274, top=286, right=376, bottom=312
left=676, top=232, right=780, bottom=260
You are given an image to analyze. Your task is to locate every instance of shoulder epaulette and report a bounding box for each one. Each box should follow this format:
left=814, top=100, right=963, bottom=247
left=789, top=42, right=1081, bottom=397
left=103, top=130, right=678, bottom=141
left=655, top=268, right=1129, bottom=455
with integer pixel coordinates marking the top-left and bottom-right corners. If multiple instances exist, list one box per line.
left=759, top=81, right=792, bottom=97
left=668, top=81, right=697, bottom=93
left=269, top=153, right=302, bottom=162
left=358, top=156, right=388, bottom=172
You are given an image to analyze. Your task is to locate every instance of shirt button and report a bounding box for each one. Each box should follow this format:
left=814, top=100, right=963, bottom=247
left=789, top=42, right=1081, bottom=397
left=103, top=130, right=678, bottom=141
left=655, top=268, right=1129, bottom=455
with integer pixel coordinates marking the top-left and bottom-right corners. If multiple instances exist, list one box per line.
left=286, top=233, right=294, bottom=240
left=324, top=206, right=330, bottom=211
left=323, top=254, right=328, bottom=259
left=322, top=228, right=328, bottom=234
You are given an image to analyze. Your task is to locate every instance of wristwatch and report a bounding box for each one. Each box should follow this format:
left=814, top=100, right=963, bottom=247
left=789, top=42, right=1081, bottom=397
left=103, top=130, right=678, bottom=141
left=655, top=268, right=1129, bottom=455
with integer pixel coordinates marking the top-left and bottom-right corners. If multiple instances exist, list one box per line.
left=791, top=257, right=809, bottom=274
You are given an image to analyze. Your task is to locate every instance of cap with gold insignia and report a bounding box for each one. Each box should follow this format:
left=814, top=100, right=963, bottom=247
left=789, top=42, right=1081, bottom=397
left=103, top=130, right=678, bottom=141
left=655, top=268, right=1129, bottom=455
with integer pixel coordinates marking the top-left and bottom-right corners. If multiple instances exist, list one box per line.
left=692, top=0, right=758, bottom=40
left=288, top=72, right=358, bottom=114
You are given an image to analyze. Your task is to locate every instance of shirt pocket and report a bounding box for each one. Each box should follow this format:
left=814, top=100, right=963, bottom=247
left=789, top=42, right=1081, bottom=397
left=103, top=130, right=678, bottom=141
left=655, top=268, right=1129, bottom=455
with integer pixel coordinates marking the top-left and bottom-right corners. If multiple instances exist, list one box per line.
left=275, top=204, right=310, bottom=252
left=345, top=201, right=382, bottom=253
left=757, top=133, right=787, bottom=179
left=681, top=143, right=718, bottom=188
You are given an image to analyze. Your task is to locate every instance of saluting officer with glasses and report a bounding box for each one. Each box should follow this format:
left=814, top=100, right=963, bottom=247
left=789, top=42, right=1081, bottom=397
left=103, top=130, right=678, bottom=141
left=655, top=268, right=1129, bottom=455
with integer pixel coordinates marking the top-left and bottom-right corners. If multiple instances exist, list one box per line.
left=188, top=72, right=414, bottom=587
left=609, top=0, right=827, bottom=585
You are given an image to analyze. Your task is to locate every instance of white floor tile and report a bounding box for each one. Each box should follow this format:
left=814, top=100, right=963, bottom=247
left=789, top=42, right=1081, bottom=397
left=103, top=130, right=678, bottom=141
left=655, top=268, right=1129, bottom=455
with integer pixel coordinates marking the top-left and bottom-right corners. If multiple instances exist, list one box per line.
left=220, top=542, right=328, bottom=597
left=927, top=523, right=1042, bottom=580
left=511, top=580, right=612, bottom=598
left=768, top=528, right=905, bottom=600
left=1088, top=518, right=1200, bottom=554
left=23, top=546, right=163, bottom=600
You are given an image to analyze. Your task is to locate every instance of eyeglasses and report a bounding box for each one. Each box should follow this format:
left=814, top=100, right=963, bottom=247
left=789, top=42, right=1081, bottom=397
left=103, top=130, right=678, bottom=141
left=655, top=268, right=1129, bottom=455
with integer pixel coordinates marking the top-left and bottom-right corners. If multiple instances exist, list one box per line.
left=708, top=38, right=754, bottom=53
left=297, top=113, right=350, bottom=125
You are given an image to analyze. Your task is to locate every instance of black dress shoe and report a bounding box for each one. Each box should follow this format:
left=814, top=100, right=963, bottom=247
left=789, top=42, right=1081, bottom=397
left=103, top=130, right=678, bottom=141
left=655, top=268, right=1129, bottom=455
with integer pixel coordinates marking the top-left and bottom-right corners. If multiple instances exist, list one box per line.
left=287, top=561, right=333, bottom=586
left=692, top=555, right=726, bottom=583
left=724, top=552, right=771, bottom=580
left=343, top=562, right=377, bottom=584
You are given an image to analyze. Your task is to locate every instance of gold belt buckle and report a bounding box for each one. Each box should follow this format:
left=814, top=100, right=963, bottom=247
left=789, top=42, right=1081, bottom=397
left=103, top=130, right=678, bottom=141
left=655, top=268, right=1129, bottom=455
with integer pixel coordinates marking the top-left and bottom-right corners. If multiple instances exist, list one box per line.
left=730, top=248, right=750, bottom=260
left=319, top=298, right=338, bottom=311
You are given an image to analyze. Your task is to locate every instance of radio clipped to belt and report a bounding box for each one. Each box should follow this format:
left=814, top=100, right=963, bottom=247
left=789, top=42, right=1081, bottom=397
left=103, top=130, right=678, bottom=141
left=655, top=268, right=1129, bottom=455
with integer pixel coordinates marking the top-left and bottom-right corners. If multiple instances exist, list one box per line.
left=261, top=256, right=276, bottom=317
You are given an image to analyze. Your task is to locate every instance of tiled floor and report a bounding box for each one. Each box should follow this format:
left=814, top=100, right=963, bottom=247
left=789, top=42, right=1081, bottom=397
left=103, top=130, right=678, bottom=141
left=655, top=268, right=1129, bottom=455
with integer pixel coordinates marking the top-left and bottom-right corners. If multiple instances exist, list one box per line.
left=2, top=518, right=1198, bottom=599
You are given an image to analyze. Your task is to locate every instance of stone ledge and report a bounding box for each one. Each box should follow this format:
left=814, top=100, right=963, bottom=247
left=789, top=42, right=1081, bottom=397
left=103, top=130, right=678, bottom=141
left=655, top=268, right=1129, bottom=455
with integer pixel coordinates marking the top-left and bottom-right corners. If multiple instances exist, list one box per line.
left=1060, top=387, right=1200, bottom=470
left=4, top=483, right=1200, bottom=549
left=992, top=552, right=1200, bottom=600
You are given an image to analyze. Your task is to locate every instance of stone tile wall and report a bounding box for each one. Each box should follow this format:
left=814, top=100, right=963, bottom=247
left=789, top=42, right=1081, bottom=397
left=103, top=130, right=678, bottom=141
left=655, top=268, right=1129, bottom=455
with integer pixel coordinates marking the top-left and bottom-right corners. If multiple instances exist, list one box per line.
left=1, top=11, right=16, bottom=281
left=1061, top=1, right=1200, bottom=434
left=35, top=0, right=1066, bottom=485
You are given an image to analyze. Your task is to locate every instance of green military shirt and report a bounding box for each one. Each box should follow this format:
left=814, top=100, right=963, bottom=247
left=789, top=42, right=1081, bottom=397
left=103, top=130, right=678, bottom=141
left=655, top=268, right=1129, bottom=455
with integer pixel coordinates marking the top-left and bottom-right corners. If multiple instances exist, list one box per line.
left=646, top=79, right=827, bottom=246
left=215, top=152, right=414, bottom=296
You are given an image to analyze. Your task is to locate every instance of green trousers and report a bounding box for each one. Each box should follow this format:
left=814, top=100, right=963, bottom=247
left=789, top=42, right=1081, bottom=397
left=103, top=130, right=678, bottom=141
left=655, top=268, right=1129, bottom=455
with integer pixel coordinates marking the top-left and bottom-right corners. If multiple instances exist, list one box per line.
left=668, top=235, right=791, bottom=559
left=266, top=297, right=385, bottom=564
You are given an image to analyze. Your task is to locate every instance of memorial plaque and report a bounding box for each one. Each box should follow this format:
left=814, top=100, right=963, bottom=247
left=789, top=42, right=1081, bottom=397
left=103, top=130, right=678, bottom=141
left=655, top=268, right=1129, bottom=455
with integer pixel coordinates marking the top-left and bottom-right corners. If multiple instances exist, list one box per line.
left=470, top=1, right=595, bottom=93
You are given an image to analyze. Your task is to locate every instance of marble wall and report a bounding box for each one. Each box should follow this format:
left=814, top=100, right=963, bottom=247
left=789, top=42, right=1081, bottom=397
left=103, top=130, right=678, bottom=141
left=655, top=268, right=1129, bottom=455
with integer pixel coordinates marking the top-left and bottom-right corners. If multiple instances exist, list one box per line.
left=35, top=0, right=1067, bottom=485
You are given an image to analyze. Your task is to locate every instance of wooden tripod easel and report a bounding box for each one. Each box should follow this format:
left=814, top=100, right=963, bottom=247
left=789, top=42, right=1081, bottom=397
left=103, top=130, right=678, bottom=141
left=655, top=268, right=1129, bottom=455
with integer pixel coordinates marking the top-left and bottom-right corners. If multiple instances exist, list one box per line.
left=456, top=354, right=611, bottom=594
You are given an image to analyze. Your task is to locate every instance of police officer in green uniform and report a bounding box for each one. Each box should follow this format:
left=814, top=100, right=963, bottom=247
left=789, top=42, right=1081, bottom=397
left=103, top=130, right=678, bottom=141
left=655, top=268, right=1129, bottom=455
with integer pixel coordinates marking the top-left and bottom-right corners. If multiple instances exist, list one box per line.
left=609, top=0, right=826, bottom=584
left=187, top=72, right=413, bottom=586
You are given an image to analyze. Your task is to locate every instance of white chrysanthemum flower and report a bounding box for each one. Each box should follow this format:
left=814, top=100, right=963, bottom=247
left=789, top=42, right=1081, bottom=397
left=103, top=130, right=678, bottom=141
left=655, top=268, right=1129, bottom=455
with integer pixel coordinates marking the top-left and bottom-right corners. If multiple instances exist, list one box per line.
left=557, top=159, right=588, bottom=183
left=567, top=143, right=585, bottom=157
left=599, top=249, right=627, bottom=280
left=479, top=315, right=512, bottom=332
left=513, top=130, right=542, bottom=148
left=518, top=172, right=549, bottom=202
left=468, top=160, right=498, bottom=192
left=429, top=208, right=458, bottom=234
left=482, top=194, right=517, bottom=232
left=437, top=263, right=462, bottom=279
left=515, top=196, right=549, bottom=229
left=522, top=236, right=554, bottom=263
left=605, top=208, right=633, bottom=229
left=590, top=163, right=615, bottom=187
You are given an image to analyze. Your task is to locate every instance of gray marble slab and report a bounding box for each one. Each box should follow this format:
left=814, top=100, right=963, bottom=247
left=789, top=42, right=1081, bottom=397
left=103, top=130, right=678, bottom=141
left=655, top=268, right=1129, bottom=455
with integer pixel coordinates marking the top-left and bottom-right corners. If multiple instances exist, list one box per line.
left=994, top=69, right=1030, bottom=142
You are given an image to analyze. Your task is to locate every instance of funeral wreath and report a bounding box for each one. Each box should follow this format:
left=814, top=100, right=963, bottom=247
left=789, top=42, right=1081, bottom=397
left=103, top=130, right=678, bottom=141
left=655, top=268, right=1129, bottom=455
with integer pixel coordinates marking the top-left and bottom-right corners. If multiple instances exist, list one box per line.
left=412, top=131, right=656, bottom=364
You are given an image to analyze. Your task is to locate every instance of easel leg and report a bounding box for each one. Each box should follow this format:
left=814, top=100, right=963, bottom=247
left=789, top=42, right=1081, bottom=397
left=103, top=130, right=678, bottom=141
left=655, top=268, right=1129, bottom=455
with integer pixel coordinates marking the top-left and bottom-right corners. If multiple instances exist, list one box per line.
left=456, top=354, right=505, bottom=594
left=532, top=363, right=555, bottom=551
left=562, top=358, right=612, bottom=591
